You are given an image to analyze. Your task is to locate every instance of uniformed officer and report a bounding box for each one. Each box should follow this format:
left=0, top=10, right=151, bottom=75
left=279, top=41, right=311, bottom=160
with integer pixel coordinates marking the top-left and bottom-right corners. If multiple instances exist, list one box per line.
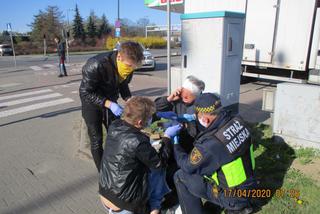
left=173, top=93, right=256, bottom=214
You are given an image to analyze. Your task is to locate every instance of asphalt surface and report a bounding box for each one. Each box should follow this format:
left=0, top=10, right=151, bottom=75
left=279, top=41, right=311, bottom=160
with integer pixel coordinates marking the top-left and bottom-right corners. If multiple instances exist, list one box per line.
left=0, top=48, right=181, bottom=70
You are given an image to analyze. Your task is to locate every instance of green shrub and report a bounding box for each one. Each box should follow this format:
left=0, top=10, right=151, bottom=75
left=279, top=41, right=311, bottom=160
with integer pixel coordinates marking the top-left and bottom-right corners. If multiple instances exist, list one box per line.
left=106, top=36, right=166, bottom=50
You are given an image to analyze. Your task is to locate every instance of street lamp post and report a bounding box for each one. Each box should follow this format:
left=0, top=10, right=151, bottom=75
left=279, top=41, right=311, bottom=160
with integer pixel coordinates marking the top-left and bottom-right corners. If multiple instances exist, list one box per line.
left=167, top=0, right=171, bottom=95
left=118, top=0, right=120, bottom=20
left=66, top=8, right=74, bottom=63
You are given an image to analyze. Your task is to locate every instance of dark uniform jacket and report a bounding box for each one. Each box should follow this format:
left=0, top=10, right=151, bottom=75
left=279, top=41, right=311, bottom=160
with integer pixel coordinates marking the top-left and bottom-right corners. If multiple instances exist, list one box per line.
left=174, top=110, right=255, bottom=189
left=79, top=51, right=132, bottom=109
left=155, top=96, right=200, bottom=153
left=99, top=119, right=172, bottom=213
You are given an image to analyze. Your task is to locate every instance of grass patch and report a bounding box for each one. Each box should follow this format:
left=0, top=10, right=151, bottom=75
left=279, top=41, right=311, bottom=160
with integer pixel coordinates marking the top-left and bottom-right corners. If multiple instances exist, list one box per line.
left=295, top=148, right=320, bottom=165
left=248, top=123, right=320, bottom=213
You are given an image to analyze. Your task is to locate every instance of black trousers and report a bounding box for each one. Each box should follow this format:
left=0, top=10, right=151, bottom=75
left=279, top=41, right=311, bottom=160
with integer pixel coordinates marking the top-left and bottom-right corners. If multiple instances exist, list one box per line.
left=174, top=170, right=255, bottom=214
left=82, top=104, right=116, bottom=172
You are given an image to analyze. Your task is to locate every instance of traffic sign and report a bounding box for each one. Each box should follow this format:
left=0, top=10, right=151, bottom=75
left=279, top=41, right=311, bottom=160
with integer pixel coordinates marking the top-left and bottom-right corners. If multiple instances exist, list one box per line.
left=115, top=20, right=121, bottom=28
left=115, top=28, right=121, bottom=38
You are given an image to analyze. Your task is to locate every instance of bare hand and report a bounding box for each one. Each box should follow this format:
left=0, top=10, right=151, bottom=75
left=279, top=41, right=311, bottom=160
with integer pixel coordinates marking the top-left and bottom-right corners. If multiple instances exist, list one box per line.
left=167, top=88, right=182, bottom=102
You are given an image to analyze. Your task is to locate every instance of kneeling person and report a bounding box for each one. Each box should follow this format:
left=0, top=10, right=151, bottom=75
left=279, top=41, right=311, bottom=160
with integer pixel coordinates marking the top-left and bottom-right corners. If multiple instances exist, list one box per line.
left=99, top=96, right=181, bottom=214
left=173, top=93, right=256, bottom=214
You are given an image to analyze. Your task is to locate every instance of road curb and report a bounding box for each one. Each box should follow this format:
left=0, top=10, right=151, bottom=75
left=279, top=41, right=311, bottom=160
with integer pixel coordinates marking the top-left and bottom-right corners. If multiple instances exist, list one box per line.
left=78, top=118, right=92, bottom=160
left=154, top=52, right=181, bottom=59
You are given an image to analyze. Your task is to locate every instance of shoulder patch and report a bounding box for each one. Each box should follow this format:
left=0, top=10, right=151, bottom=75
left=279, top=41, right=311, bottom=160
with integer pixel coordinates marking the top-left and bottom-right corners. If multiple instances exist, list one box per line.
left=190, top=147, right=203, bottom=165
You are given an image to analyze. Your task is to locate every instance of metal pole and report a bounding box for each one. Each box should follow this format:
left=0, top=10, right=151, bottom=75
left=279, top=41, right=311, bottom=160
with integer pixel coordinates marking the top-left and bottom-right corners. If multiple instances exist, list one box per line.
left=9, top=31, right=16, bottom=68
left=66, top=37, right=69, bottom=63
left=117, top=0, right=120, bottom=41
left=66, top=9, right=70, bottom=63
left=167, top=0, right=171, bottom=95
left=67, top=9, right=70, bottom=26
left=43, top=38, right=46, bottom=56
left=145, top=26, right=148, bottom=38
left=118, top=0, right=120, bottom=20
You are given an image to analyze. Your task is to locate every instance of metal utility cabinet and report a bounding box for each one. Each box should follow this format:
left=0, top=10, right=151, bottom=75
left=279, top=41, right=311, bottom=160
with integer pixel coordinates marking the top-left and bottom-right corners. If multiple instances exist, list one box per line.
left=181, top=12, right=245, bottom=111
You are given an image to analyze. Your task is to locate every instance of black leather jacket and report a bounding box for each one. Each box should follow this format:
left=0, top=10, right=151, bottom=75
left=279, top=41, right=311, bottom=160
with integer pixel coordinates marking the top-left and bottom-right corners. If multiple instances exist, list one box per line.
left=57, top=42, right=66, bottom=58
left=79, top=51, right=132, bottom=109
left=99, top=119, right=172, bottom=213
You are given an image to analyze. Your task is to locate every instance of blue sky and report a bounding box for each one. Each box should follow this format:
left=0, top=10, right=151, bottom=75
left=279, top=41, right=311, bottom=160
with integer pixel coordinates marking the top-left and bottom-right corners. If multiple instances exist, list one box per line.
left=0, top=0, right=181, bottom=33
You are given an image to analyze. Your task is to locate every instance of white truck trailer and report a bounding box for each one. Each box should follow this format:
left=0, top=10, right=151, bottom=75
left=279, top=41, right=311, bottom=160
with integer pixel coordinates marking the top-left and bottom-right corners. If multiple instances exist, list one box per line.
left=145, top=0, right=320, bottom=84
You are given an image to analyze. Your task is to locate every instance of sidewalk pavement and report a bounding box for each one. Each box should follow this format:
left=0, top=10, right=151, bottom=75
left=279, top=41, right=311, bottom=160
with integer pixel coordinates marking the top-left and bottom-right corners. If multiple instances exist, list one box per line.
left=0, top=67, right=271, bottom=214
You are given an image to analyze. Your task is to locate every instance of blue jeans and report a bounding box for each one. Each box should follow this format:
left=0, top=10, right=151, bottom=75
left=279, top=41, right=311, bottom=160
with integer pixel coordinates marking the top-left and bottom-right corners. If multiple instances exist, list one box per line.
left=174, top=169, right=255, bottom=214
left=101, top=202, right=133, bottom=214
left=148, top=169, right=171, bottom=211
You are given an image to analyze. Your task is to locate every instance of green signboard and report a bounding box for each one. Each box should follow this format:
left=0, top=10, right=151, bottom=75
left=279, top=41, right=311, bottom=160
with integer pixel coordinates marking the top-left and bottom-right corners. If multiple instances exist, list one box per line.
left=145, top=0, right=184, bottom=7
left=145, top=0, right=184, bottom=13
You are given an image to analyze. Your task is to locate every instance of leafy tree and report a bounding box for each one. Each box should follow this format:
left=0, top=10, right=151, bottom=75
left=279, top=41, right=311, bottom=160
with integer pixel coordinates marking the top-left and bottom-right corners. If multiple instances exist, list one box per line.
left=87, top=13, right=97, bottom=38
left=98, top=14, right=111, bottom=38
left=72, top=4, right=85, bottom=40
left=119, top=18, right=137, bottom=37
left=29, top=10, right=47, bottom=42
left=137, top=18, right=150, bottom=29
left=136, top=17, right=150, bottom=37
left=0, top=31, right=10, bottom=43
left=46, top=6, right=64, bottom=37
left=29, top=6, right=63, bottom=43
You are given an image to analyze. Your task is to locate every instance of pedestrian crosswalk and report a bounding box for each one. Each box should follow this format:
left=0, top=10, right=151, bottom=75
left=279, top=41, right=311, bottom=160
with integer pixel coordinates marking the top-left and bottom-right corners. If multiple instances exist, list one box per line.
left=0, top=89, right=74, bottom=119
left=30, top=63, right=82, bottom=76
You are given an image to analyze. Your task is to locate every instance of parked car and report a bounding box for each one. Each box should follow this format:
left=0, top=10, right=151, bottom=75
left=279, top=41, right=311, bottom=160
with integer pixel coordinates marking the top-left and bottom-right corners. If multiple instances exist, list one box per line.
left=141, top=47, right=156, bottom=71
left=114, top=42, right=156, bottom=71
left=0, top=44, right=13, bottom=56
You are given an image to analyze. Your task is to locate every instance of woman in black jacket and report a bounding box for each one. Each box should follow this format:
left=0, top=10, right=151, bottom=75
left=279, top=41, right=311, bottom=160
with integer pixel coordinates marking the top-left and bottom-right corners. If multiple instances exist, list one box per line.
left=99, top=97, right=181, bottom=214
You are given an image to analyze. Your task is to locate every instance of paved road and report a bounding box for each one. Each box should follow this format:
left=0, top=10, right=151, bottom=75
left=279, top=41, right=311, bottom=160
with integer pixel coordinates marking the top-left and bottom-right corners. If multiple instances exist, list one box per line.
left=0, top=51, right=273, bottom=214
left=0, top=49, right=180, bottom=70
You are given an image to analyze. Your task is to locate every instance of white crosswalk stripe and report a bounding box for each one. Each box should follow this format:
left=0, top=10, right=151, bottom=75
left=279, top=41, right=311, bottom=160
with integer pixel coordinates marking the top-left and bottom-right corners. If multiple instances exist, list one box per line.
left=0, top=98, right=74, bottom=118
left=0, top=89, right=52, bottom=101
left=43, top=64, right=55, bottom=68
left=0, top=93, right=62, bottom=107
left=0, top=89, right=74, bottom=119
left=0, top=83, right=22, bottom=88
left=30, top=66, right=42, bottom=71
left=30, top=63, right=75, bottom=69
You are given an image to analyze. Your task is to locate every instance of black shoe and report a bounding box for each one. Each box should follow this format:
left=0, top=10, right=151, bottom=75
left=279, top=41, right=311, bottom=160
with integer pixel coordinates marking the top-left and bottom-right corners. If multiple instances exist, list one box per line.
left=64, top=73, right=68, bottom=76
left=226, top=207, right=253, bottom=214
left=58, top=74, right=63, bottom=77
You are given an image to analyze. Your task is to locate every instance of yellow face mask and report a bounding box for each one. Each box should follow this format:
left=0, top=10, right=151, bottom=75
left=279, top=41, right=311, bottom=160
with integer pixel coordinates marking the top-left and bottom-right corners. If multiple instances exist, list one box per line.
left=117, top=58, right=135, bottom=82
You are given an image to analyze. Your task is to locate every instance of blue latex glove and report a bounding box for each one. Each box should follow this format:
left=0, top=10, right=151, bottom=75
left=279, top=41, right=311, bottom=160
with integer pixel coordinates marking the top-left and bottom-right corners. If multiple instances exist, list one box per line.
left=177, top=114, right=196, bottom=122
left=173, top=136, right=179, bottom=145
left=164, top=124, right=182, bottom=138
left=109, top=102, right=123, bottom=116
left=156, top=111, right=178, bottom=120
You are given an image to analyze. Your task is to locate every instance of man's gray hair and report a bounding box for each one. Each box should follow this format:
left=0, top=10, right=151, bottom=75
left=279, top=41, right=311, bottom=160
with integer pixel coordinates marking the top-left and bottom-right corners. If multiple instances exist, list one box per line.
left=182, top=75, right=205, bottom=96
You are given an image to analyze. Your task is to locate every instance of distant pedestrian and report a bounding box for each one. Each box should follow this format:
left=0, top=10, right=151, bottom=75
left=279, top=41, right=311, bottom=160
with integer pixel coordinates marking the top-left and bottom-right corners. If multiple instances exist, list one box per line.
left=54, top=36, right=67, bottom=77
